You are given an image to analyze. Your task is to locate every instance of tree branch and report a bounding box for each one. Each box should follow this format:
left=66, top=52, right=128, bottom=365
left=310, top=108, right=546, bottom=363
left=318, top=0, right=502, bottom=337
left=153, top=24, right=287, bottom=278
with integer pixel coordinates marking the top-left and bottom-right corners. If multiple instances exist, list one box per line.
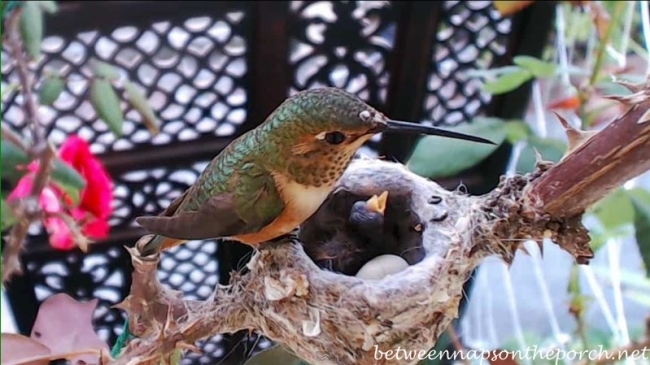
left=526, top=83, right=650, bottom=217
left=110, top=80, right=650, bottom=365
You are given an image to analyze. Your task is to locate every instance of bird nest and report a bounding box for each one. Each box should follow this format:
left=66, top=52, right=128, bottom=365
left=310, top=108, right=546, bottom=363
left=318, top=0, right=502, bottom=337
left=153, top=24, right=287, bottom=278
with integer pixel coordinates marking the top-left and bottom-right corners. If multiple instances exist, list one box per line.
left=114, top=157, right=593, bottom=365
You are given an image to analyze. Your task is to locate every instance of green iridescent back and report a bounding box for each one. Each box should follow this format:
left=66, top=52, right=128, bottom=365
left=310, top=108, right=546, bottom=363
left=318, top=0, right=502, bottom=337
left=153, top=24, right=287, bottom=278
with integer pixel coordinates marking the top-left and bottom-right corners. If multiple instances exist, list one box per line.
left=173, top=88, right=378, bottom=231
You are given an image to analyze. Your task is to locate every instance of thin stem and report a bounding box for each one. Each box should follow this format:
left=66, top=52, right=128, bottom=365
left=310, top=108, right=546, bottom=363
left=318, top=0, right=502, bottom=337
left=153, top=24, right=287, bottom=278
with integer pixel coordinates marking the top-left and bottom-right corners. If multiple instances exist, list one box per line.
left=641, top=0, right=650, bottom=76
left=607, top=239, right=631, bottom=346
left=531, top=81, right=548, bottom=137
left=556, top=3, right=571, bottom=87
left=2, top=145, right=55, bottom=283
left=617, top=1, right=635, bottom=69
left=580, top=265, right=621, bottom=343
left=529, top=243, right=567, bottom=364
left=569, top=265, right=591, bottom=357
left=589, top=2, right=626, bottom=87
left=1, top=6, right=55, bottom=283
left=481, top=268, right=499, bottom=346
left=500, top=263, right=532, bottom=365
left=6, top=7, right=46, bottom=150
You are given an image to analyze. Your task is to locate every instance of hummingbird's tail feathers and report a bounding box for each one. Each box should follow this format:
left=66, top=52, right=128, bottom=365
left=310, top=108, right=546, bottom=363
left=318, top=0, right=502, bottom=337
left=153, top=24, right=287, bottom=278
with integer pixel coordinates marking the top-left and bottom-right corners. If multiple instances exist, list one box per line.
left=136, top=194, right=249, bottom=254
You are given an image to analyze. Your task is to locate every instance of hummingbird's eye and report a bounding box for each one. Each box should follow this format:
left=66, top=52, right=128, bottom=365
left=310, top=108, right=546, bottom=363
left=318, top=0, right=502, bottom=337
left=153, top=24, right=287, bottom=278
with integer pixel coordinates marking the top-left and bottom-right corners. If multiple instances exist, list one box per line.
left=324, top=131, right=346, bottom=145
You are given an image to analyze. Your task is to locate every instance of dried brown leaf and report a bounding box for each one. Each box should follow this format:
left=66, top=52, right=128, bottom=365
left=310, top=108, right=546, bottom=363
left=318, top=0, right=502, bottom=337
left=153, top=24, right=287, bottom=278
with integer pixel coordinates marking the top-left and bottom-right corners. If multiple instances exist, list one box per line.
left=31, top=293, right=109, bottom=365
left=2, top=331, right=111, bottom=365
left=1, top=333, right=51, bottom=365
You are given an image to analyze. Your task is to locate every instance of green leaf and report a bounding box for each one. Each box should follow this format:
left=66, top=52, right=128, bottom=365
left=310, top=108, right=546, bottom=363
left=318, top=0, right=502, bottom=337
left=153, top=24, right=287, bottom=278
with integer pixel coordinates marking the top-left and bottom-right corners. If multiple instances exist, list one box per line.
left=589, top=188, right=634, bottom=231
left=90, top=60, right=121, bottom=81
left=243, top=345, right=307, bottom=365
left=407, top=117, right=506, bottom=179
left=124, top=81, right=160, bottom=135
left=19, top=1, right=44, bottom=60
left=482, top=68, right=533, bottom=95
left=630, top=195, right=650, bottom=277
left=503, top=120, right=531, bottom=144
left=1, top=141, right=31, bottom=182
left=37, top=1, right=58, bottom=14
left=90, top=78, right=124, bottom=137
left=463, top=66, right=521, bottom=79
left=1, top=198, right=18, bottom=231
left=628, top=187, right=650, bottom=206
left=38, top=75, right=64, bottom=105
left=567, top=265, right=581, bottom=295
left=50, top=159, right=86, bottom=206
left=514, top=137, right=566, bottom=174
left=513, top=55, right=557, bottom=78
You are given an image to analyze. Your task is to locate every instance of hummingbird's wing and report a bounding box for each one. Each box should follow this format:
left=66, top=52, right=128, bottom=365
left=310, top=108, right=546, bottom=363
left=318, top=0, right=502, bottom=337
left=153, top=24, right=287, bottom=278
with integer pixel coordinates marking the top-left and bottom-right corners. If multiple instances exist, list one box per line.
left=136, top=161, right=285, bottom=241
left=135, top=193, right=249, bottom=240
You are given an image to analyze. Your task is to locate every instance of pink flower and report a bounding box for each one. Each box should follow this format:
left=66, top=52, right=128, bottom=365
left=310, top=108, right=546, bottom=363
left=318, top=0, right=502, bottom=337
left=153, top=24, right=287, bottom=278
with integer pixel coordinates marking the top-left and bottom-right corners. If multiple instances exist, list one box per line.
left=58, top=136, right=113, bottom=220
left=7, top=136, right=113, bottom=250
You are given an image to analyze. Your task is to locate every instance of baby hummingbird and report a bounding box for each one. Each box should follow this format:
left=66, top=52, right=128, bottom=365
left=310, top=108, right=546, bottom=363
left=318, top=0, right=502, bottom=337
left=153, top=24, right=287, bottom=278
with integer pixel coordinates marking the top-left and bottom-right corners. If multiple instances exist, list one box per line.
left=136, top=87, right=494, bottom=255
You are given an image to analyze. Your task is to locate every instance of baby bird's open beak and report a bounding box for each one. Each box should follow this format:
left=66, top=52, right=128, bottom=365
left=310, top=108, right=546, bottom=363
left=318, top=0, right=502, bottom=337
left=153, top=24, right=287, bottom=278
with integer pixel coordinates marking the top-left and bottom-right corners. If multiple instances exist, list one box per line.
left=366, top=191, right=389, bottom=216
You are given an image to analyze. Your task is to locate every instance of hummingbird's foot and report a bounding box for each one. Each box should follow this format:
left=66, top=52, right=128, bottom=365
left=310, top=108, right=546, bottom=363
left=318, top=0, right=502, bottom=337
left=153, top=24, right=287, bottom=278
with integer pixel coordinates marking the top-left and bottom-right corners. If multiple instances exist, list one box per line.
left=258, top=228, right=301, bottom=249
left=135, top=234, right=161, bottom=259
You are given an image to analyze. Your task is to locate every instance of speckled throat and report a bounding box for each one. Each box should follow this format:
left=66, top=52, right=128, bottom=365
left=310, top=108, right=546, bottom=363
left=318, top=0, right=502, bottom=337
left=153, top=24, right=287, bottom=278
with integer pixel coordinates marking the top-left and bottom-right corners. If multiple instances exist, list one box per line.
left=283, top=145, right=358, bottom=188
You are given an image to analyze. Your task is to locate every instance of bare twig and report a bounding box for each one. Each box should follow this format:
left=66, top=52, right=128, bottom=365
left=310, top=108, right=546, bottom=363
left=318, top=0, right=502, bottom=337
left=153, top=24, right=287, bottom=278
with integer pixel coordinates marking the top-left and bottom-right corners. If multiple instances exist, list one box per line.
left=6, top=7, right=46, bottom=150
left=2, top=145, right=55, bottom=283
left=1, top=6, right=55, bottom=283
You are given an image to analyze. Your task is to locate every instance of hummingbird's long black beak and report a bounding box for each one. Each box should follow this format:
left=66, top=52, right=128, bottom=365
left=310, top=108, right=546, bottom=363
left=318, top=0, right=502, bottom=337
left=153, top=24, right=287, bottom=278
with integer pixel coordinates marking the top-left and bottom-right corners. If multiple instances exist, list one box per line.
left=383, top=120, right=496, bottom=145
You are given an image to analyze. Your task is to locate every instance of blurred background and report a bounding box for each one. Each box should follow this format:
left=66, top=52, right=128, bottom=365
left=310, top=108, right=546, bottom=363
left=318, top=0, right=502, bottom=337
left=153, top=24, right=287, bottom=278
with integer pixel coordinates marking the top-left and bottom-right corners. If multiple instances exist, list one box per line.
left=1, top=1, right=648, bottom=364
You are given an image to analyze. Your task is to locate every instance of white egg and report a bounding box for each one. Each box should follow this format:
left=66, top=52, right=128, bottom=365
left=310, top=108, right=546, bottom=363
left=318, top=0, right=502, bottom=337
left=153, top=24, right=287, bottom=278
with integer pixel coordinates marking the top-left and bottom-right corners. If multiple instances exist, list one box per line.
left=355, top=254, right=410, bottom=280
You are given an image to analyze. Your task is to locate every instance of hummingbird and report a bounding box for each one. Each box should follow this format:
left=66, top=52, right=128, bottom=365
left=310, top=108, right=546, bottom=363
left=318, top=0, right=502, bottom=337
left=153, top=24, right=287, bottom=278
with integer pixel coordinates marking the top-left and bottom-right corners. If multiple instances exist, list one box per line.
left=136, top=87, right=494, bottom=256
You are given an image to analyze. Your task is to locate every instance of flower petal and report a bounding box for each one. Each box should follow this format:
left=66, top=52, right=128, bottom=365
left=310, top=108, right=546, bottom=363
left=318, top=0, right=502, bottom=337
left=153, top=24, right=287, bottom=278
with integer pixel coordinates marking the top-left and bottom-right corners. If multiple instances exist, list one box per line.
left=7, top=174, right=36, bottom=201
left=83, top=218, right=109, bottom=239
left=58, top=135, right=113, bottom=219
left=43, top=216, right=75, bottom=250
left=40, top=186, right=62, bottom=214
